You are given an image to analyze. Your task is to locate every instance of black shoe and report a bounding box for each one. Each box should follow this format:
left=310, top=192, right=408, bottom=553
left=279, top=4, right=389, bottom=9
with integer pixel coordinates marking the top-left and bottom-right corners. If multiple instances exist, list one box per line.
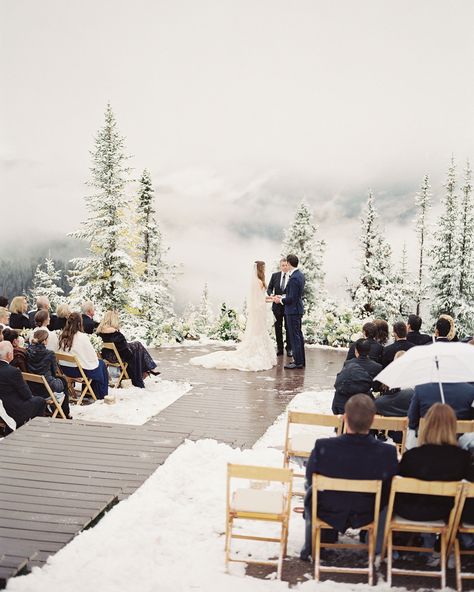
left=284, top=363, right=304, bottom=369
left=300, top=550, right=311, bottom=562
left=149, top=369, right=161, bottom=376
left=277, top=351, right=284, bottom=356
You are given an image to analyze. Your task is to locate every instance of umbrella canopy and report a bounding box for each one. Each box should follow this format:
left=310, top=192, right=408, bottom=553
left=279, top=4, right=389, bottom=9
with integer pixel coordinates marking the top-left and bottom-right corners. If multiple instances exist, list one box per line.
left=374, top=342, right=474, bottom=389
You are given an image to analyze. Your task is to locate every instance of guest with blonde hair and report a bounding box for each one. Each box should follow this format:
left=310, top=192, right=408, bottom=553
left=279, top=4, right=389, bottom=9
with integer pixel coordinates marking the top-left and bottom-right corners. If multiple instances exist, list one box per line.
left=55, top=303, right=71, bottom=331
left=0, top=307, right=10, bottom=330
left=97, top=310, right=159, bottom=388
left=9, top=296, right=31, bottom=329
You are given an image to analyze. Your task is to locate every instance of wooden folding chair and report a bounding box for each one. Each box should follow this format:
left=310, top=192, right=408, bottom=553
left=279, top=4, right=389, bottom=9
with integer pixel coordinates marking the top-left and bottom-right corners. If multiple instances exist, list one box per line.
left=101, top=342, right=130, bottom=388
left=225, top=463, right=293, bottom=579
left=447, top=482, right=474, bottom=592
left=284, top=411, right=343, bottom=488
left=22, top=372, right=67, bottom=420
left=381, top=476, right=463, bottom=588
left=55, top=352, right=97, bottom=405
left=371, top=416, right=408, bottom=455
left=419, top=419, right=474, bottom=441
left=311, top=474, right=382, bottom=585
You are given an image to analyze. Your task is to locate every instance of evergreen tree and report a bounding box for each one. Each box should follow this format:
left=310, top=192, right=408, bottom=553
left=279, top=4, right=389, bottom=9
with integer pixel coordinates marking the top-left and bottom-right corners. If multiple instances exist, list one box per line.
left=395, top=242, right=415, bottom=317
left=68, top=104, right=135, bottom=311
left=195, top=283, right=214, bottom=336
left=429, top=156, right=460, bottom=319
left=281, top=200, right=325, bottom=313
left=129, top=169, right=175, bottom=344
left=350, top=191, right=398, bottom=319
left=456, top=159, right=474, bottom=335
left=31, top=258, right=64, bottom=311
left=414, top=174, right=432, bottom=315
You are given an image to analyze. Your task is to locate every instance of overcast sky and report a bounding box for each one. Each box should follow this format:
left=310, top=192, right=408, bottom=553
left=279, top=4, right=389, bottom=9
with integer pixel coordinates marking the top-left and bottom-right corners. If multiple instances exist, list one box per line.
left=1, top=0, right=473, bottom=309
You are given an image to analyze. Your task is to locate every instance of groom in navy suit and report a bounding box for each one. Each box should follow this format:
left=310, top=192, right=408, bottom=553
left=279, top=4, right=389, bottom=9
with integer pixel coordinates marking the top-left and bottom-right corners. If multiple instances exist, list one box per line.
left=273, top=254, right=305, bottom=369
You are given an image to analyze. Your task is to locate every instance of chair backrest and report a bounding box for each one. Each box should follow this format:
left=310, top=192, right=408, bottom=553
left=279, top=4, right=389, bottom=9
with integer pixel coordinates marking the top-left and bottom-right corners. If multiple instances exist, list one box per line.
left=287, top=411, right=343, bottom=430
left=284, top=411, right=343, bottom=463
left=448, top=481, right=474, bottom=552
left=228, top=463, right=293, bottom=483
left=390, top=476, right=462, bottom=497
left=101, top=342, right=122, bottom=361
left=22, top=372, right=52, bottom=394
left=419, top=418, right=474, bottom=440
left=370, top=415, right=408, bottom=454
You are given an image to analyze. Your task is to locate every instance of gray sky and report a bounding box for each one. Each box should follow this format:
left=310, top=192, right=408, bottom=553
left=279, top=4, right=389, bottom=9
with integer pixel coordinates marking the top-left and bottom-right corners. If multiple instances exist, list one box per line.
left=1, top=0, right=473, bottom=309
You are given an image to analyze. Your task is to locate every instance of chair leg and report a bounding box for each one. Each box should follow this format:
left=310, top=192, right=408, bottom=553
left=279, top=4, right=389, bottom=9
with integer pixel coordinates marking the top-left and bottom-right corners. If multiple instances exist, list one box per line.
left=368, top=528, right=374, bottom=586
left=441, top=532, right=447, bottom=589
left=224, top=517, right=231, bottom=572
left=314, top=528, right=321, bottom=581
left=387, top=530, right=393, bottom=587
left=282, top=519, right=288, bottom=557
left=455, top=538, right=462, bottom=592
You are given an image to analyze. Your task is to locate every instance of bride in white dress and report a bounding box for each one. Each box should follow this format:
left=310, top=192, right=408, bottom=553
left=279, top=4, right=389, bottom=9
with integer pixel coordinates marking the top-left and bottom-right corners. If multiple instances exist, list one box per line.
left=190, top=261, right=277, bottom=372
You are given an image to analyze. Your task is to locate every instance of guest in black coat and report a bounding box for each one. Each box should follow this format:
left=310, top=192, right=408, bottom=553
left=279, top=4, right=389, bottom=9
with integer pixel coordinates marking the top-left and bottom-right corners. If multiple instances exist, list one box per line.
left=332, top=339, right=382, bottom=414
left=375, top=350, right=414, bottom=418
left=406, top=314, right=432, bottom=345
left=266, top=259, right=291, bottom=356
left=8, top=296, right=31, bottom=330
left=408, top=381, right=474, bottom=430
left=396, top=404, right=474, bottom=522
left=435, top=316, right=455, bottom=342
left=0, top=341, right=46, bottom=428
left=301, top=394, right=398, bottom=559
left=381, top=321, right=415, bottom=368
left=81, top=302, right=99, bottom=335
left=26, top=330, right=70, bottom=418
left=346, top=322, right=383, bottom=364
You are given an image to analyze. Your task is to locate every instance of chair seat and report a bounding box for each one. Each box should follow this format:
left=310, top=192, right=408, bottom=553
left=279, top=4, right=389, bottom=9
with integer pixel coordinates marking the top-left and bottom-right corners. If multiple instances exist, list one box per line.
left=393, top=515, right=446, bottom=527
left=461, top=522, right=474, bottom=530
left=289, top=434, right=316, bottom=453
left=232, top=489, right=285, bottom=514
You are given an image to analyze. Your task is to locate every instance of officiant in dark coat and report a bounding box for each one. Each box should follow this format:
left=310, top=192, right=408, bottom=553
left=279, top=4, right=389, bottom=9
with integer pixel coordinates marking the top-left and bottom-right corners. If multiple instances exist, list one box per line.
left=267, top=259, right=291, bottom=356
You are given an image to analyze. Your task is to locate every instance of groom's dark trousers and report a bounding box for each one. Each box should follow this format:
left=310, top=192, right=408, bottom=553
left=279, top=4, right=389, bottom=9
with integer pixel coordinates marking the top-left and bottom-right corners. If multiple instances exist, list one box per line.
left=283, top=269, right=305, bottom=367
left=267, top=271, right=291, bottom=354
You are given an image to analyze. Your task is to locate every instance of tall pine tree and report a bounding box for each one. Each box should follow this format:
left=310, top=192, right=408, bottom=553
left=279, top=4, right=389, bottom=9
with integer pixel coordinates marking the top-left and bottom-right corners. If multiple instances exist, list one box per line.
left=429, top=156, right=460, bottom=319
left=456, top=159, right=474, bottom=335
left=414, top=174, right=432, bottom=315
left=69, top=104, right=135, bottom=311
left=281, top=200, right=325, bottom=313
left=31, top=258, right=64, bottom=311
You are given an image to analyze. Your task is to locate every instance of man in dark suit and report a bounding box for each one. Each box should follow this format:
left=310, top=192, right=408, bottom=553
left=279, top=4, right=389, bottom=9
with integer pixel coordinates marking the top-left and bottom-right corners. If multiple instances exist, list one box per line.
left=81, top=301, right=99, bottom=335
left=28, top=296, right=58, bottom=331
left=267, top=259, right=291, bottom=356
left=406, top=314, right=431, bottom=346
left=381, top=321, right=415, bottom=368
left=408, top=382, right=474, bottom=430
left=434, top=317, right=452, bottom=342
left=345, top=322, right=383, bottom=364
left=0, top=342, right=46, bottom=429
left=273, top=254, right=305, bottom=369
left=300, top=394, right=398, bottom=559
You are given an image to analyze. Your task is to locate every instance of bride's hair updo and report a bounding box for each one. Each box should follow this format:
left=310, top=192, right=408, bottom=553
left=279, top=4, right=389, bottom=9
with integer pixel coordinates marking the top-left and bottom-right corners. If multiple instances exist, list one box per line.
left=255, top=261, right=266, bottom=288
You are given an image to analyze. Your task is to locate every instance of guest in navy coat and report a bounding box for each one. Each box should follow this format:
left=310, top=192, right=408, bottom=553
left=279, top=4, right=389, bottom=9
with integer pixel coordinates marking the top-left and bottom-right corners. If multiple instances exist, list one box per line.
left=301, top=394, right=398, bottom=559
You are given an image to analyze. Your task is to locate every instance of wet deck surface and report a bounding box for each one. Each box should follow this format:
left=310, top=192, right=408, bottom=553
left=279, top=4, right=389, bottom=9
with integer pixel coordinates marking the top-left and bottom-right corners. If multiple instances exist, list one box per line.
left=0, top=344, right=343, bottom=587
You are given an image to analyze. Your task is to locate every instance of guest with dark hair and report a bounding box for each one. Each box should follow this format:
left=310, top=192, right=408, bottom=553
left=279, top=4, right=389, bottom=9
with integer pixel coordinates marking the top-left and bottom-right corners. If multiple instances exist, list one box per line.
left=28, top=296, right=57, bottom=331
left=57, top=312, right=108, bottom=399
left=435, top=316, right=453, bottom=342
left=0, top=296, right=8, bottom=308
left=381, top=321, right=415, bottom=368
left=406, top=314, right=431, bottom=345
left=346, top=322, right=383, bottom=364
left=34, top=310, right=59, bottom=351
left=2, top=328, right=28, bottom=372
left=374, top=319, right=389, bottom=346
left=9, top=296, right=31, bottom=329
left=332, top=339, right=382, bottom=414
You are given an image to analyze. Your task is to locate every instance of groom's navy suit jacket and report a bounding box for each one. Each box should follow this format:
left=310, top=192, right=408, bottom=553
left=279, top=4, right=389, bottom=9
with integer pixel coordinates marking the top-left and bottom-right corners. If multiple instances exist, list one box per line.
left=283, top=269, right=304, bottom=316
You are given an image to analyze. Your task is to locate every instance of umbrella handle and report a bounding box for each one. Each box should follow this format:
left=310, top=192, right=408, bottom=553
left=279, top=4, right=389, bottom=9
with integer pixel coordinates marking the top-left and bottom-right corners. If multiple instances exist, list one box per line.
left=434, top=356, right=446, bottom=404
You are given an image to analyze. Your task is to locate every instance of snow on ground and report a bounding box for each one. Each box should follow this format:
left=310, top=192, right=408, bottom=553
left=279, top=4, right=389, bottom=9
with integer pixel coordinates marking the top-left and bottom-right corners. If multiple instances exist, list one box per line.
left=7, top=390, right=405, bottom=592
left=69, top=376, right=192, bottom=425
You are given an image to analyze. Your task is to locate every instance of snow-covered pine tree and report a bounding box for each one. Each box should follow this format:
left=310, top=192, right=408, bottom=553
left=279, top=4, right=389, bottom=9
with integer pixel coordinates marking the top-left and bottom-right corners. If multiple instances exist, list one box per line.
left=429, top=156, right=460, bottom=319
left=350, top=191, right=399, bottom=320
left=394, top=242, right=415, bottom=317
left=195, top=283, right=214, bottom=336
left=281, top=200, right=325, bottom=313
left=31, top=257, right=64, bottom=311
left=129, top=169, right=175, bottom=345
left=456, top=159, right=474, bottom=336
left=68, top=104, right=135, bottom=312
left=414, top=174, right=432, bottom=315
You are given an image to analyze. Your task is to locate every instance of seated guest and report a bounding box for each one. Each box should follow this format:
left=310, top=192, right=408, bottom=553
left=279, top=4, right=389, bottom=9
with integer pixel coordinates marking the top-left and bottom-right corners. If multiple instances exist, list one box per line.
left=2, top=328, right=28, bottom=372
left=396, top=404, right=474, bottom=522
left=34, top=310, right=59, bottom=352
left=301, top=394, right=398, bottom=559
left=332, top=339, right=382, bottom=415
left=346, top=322, right=383, bottom=364
left=9, top=296, right=31, bottom=329
left=57, top=312, right=108, bottom=399
left=26, top=329, right=70, bottom=418
left=0, top=296, right=8, bottom=308
left=97, top=311, right=159, bottom=388
left=374, top=319, right=389, bottom=346
left=0, top=306, right=10, bottom=330
left=435, top=316, right=454, bottom=342
left=28, top=296, right=57, bottom=330
left=0, top=341, right=46, bottom=428
left=81, top=301, right=99, bottom=335
left=406, top=314, right=431, bottom=345
left=55, top=303, right=71, bottom=331
left=375, top=351, right=414, bottom=417
left=381, top=321, right=415, bottom=368
left=408, top=381, right=474, bottom=430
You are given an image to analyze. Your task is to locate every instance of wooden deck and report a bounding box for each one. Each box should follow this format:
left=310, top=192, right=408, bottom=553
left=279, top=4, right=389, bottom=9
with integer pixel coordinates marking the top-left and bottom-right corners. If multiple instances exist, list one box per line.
left=0, top=344, right=343, bottom=587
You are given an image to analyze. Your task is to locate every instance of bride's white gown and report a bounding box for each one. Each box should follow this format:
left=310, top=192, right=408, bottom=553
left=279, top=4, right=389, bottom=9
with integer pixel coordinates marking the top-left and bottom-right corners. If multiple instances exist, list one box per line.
left=190, top=272, right=277, bottom=372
